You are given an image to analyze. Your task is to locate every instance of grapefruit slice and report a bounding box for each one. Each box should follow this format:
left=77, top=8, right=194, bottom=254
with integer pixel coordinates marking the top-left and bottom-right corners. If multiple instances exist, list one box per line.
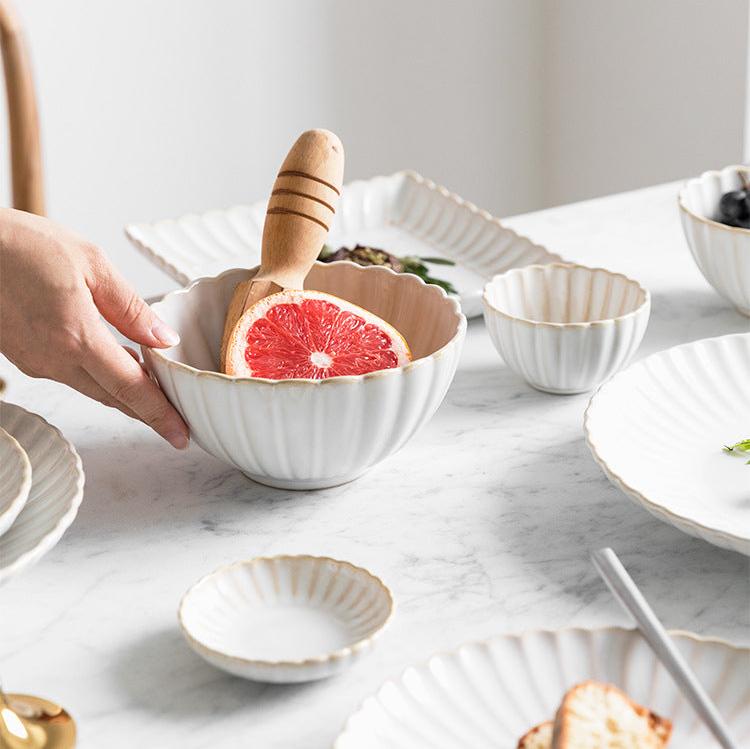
left=224, top=290, right=411, bottom=379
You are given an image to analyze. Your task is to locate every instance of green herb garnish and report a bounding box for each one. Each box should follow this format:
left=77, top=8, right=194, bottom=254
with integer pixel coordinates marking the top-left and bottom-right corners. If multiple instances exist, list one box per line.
left=724, top=438, right=750, bottom=464
left=319, top=245, right=458, bottom=295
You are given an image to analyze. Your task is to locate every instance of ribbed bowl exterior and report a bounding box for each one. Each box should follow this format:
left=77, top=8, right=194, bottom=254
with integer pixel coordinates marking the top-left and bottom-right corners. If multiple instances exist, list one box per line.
left=585, top=332, right=750, bottom=555
left=179, top=555, right=393, bottom=683
left=335, top=628, right=749, bottom=749
left=0, top=403, right=85, bottom=584
left=145, top=263, right=466, bottom=489
left=482, top=264, right=650, bottom=394
left=679, top=165, right=750, bottom=316
left=0, top=426, right=32, bottom=536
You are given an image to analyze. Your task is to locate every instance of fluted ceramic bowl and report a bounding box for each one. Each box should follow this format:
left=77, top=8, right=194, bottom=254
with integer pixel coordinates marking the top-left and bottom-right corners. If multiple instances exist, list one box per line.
left=482, top=263, right=650, bottom=394
left=144, top=261, right=466, bottom=489
left=679, top=165, right=750, bottom=316
left=179, top=555, right=393, bottom=683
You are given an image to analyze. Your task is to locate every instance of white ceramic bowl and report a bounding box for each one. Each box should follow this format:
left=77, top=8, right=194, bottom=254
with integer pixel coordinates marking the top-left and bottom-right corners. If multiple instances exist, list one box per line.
left=335, top=627, right=749, bottom=748
left=679, top=165, right=750, bottom=316
left=144, top=261, right=466, bottom=490
left=179, top=555, right=393, bottom=683
left=0, top=426, right=32, bottom=536
left=482, top=263, right=650, bottom=394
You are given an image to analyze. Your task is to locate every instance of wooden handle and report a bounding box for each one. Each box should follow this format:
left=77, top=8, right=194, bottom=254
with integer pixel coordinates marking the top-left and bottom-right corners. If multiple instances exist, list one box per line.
left=220, top=130, right=344, bottom=372
left=257, top=129, right=344, bottom=288
left=0, top=0, right=44, bottom=215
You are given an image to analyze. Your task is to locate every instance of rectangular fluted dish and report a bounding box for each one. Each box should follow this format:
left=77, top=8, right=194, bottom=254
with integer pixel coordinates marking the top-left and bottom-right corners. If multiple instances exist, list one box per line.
left=125, top=171, right=561, bottom=318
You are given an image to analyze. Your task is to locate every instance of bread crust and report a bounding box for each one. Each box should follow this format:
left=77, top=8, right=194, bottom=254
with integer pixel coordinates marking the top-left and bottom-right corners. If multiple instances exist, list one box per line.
left=551, top=681, right=672, bottom=748
left=518, top=720, right=553, bottom=748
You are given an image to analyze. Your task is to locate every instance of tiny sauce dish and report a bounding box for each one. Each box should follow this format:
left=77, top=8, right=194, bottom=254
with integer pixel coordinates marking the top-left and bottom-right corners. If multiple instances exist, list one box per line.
left=482, top=263, right=650, bottom=394
left=179, top=555, right=393, bottom=683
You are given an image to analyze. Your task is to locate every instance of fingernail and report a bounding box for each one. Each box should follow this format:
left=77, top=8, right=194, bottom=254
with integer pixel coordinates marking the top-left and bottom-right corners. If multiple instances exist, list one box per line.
left=166, top=431, right=190, bottom=450
left=152, top=319, right=180, bottom=347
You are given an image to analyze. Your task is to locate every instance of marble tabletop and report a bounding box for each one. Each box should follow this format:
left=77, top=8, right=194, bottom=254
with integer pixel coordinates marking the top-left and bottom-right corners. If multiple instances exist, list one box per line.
left=1, top=181, right=748, bottom=749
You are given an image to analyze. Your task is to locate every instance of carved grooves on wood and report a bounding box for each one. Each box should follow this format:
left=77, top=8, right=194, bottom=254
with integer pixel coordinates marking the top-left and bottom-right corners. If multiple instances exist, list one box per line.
left=271, top=188, right=336, bottom=214
left=277, top=170, right=341, bottom=195
left=266, top=207, right=329, bottom=231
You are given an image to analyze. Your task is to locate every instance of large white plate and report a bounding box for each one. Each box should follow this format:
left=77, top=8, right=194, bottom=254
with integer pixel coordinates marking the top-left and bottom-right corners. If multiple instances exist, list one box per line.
left=125, top=171, right=562, bottom=318
left=0, top=403, right=85, bottom=584
left=0, top=426, right=31, bottom=536
left=335, top=627, right=749, bottom=748
left=585, top=333, right=750, bottom=555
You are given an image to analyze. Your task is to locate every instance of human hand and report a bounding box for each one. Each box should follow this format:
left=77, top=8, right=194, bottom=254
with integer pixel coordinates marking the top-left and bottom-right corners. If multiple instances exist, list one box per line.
left=0, top=208, right=189, bottom=448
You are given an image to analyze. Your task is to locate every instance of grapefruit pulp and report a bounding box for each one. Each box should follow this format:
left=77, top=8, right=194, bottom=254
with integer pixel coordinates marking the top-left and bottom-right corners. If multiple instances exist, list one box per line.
left=224, top=290, right=412, bottom=379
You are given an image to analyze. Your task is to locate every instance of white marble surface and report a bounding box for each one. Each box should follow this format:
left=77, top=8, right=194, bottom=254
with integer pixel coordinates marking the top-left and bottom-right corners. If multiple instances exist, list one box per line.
left=1, top=181, right=748, bottom=748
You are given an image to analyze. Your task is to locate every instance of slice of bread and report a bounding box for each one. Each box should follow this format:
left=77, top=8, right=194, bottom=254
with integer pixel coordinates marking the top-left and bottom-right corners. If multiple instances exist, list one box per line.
left=551, top=681, right=672, bottom=748
left=518, top=721, right=553, bottom=748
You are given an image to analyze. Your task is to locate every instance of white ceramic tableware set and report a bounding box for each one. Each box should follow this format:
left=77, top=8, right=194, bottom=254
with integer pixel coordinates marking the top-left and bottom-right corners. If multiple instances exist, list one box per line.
left=0, top=401, right=85, bottom=585
left=127, top=164, right=750, bottom=700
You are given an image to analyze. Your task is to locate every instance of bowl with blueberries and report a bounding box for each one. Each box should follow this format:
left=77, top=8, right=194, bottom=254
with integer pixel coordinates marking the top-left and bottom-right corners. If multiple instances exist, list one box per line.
left=679, top=164, right=750, bottom=316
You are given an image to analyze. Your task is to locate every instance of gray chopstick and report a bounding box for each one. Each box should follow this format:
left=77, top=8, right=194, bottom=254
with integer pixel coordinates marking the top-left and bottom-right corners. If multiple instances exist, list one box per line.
left=591, top=547, right=738, bottom=749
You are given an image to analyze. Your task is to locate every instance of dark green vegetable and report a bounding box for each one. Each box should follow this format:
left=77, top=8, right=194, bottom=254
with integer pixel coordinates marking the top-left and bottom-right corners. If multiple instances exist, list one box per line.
left=319, top=244, right=458, bottom=295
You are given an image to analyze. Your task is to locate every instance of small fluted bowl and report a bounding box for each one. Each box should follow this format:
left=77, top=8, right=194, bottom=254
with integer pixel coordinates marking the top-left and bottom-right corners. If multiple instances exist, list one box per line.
left=679, top=165, right=750, bottom=316
left=482, top=263, right=650, bottom=394
left=179, top=555, right=393, bottom=683
left=144, top=261, right=466, bottom=489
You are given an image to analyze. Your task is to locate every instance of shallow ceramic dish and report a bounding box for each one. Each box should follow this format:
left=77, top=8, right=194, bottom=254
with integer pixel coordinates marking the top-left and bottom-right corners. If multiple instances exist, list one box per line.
left=585, top=332, right=750, bottom=555
left=179, top=555, right=393, bottom=683
left=0, top=403, right=85, bottom=584
left=483, top=263, right=650, bottom=394
left=335, top=627, right=749, bottom=748
left=144, top=261, right=466, bottom=490
left=126, top=171, right=562, bottom=318
left=0, top=426, right=32, bottom=536
left=679, top=165, right=750, bottom=316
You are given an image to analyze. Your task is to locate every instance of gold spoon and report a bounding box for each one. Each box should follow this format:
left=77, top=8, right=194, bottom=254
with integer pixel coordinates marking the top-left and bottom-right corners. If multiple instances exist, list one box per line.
left=0, top=688, right=76, bottom=749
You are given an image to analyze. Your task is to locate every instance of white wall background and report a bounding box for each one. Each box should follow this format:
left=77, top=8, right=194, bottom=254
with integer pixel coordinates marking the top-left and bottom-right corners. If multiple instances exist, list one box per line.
left=0, top=0, right=746, bottom=297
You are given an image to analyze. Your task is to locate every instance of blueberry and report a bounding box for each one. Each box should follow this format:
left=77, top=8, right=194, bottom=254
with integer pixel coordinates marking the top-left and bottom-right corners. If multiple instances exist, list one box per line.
left=718, top=188, right=750, bottom=228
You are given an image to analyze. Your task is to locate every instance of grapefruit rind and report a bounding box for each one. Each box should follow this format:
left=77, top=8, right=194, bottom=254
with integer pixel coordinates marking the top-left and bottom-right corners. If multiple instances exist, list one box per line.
left=225, top=289, right=412, bottom=380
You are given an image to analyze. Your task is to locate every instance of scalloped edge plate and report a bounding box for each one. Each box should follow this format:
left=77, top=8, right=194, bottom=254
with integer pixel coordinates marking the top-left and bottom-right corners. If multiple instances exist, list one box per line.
left=334, top=627, right=749, bottom=748
left=0, top=403, right=85, bottom=584
left=585, top=332, right=750, bottom=556
left=0, top=426, right=32, bottom=536
left=125, top=171, right=562, bottom=318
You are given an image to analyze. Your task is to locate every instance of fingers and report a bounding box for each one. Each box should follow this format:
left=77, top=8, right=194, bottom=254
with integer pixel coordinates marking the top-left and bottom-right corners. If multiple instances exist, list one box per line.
left=85, top=248, right=180, bottom=349
left=83, top=327, right=190, bottom=449
left=122, top=345, right=141, bottom=363
left=65, top=368, right=140, bottom=420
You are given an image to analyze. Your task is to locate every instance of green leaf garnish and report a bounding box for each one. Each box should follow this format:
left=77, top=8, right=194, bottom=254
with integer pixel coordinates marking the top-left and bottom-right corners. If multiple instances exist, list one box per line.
left=724, top=439, right=750, bottom=464
left=419, top=256, right=456, bottom=266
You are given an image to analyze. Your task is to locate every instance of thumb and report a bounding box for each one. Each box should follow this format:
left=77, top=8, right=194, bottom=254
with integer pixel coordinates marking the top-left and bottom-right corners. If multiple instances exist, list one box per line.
left=87, top=249, right=180, bottom=348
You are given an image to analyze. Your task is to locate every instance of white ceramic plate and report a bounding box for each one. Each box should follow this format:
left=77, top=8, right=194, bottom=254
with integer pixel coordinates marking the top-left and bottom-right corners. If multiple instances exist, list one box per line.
left=0, top=426, right=32, bottom=537
left=0, top=403, right=85, bottom=584
left=585, top=333, right=750, bottom=555
left=179, top=555, right=393, bottom=683
left=335, top=627, right=749, bottom=748
left=126, top=171, right=562, bottom=318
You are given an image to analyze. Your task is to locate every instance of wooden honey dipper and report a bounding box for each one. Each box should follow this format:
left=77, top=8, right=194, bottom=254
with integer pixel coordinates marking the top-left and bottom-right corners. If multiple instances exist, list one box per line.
left=220, top=129, right=345, bottom=372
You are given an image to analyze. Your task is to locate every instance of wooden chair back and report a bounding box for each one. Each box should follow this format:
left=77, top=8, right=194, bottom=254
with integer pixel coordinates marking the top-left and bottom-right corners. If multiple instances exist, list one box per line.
left=0, top=0, right=43, bottom=215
